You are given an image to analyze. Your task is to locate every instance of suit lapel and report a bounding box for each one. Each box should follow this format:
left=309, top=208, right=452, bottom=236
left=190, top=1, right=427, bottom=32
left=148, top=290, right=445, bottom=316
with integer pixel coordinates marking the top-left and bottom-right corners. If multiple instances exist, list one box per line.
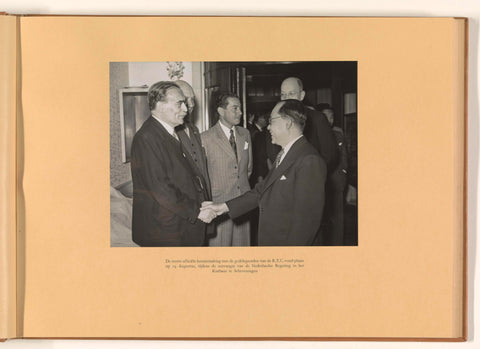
left=149, top=117, right=180, bottom=147
left=235, top=128, right=246, bottom=164
left=260, top=137, right=308, bottom=195
left=188, top=124, right=201, bottom=146
left=179, top=124, right=211, bottom=199
left=177, top=124, right=203, bottom=160
left=150, top=118, right=196, bottom=178
left=176, top=127, right=191, bottom=150
left=213, top=122, right=237, bottom=162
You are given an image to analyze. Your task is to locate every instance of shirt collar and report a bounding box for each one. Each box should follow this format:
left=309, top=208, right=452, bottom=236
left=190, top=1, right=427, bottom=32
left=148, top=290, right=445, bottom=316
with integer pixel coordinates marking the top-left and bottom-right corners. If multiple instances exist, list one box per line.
left=152, top=115, right=176, bottom=137
left=279, top=135, right=303, bottom=163
left=219, top=120, right=235, bottom=139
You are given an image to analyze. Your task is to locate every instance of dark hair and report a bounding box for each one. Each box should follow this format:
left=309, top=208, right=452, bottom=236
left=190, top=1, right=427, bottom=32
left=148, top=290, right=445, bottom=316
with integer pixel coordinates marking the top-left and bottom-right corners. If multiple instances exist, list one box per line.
left=147, top=81, right=180, bottom=111
left=320, top=107, right=334, bottom=114
left=316, top=103, right=331, bottom=112
left=277, top=99, right=307, bottom=130
left=255, top=113, right=268, bottom=123
left=215, top=92, right=239, bottom=113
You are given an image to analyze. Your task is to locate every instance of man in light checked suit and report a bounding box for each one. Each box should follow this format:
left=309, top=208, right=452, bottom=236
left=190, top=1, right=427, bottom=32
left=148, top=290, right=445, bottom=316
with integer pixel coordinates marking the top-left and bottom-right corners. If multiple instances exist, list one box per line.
left=201, top=92, right=252, bottom=246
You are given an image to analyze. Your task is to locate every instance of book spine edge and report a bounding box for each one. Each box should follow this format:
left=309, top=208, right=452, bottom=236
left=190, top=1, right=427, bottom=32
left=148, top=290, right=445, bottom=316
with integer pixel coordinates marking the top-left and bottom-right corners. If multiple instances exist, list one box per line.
left=0, top=13, right=19, bottom=340
left=461, top=17, right=469, bottom=342
left=451, top=17, right=468, bottom=341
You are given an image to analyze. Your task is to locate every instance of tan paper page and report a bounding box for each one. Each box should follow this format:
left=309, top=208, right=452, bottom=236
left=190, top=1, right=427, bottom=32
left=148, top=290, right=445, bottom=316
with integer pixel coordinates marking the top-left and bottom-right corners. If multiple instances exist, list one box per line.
left=18, top=16, right=465, bottom=339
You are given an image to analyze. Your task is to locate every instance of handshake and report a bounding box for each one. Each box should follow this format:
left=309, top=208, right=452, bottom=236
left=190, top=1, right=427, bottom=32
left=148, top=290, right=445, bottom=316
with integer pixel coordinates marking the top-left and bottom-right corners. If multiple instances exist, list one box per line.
left=197, top=201, right=229, bottom=223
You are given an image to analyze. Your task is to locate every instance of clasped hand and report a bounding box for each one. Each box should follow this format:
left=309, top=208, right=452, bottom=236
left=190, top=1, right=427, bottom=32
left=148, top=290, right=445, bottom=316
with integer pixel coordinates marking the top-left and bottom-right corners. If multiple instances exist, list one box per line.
left=197, top=201, right=229, bottom=223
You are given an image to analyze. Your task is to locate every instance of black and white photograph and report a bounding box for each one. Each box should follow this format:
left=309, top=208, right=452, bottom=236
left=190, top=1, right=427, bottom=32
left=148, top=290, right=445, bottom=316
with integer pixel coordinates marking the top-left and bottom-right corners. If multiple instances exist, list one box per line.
left=110, top=61, right=357, bottom=247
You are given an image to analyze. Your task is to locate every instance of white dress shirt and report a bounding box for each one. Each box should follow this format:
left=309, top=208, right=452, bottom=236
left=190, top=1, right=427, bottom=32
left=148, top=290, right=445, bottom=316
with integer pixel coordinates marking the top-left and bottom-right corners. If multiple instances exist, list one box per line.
left=219, top=120, right=236, bottom=140
left=277, top=135, right=303, bottom=166
left=151, top=115, right=178, bottom=140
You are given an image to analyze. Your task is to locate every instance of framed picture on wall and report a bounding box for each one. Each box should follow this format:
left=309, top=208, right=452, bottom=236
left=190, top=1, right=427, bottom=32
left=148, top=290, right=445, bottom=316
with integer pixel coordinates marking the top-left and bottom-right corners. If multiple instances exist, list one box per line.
left=118, top=87, right=149, bottom=163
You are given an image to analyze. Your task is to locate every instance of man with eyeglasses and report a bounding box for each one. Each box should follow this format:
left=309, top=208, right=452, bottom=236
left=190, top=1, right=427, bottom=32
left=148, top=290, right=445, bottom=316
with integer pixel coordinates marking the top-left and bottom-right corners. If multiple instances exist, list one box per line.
left=201, top=100, right=326, bottom=246
left=130, top=81, right=214, bottom=246
left=281, top=77, right=342, bottom=246
left=201, top=92, right=253, bottom=246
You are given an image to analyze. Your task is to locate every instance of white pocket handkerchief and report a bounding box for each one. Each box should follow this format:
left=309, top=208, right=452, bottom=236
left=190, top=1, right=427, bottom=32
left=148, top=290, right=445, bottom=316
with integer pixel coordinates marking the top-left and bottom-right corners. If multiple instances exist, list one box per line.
left=280, top=175, right=287, bottom=180
left=244, top=142, right=249, bottom=150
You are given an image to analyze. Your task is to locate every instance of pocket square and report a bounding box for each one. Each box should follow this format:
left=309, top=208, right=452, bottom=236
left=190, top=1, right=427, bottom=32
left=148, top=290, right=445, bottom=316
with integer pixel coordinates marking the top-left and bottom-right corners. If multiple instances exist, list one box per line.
left=244, top=142, right=249, bottom=150
left=280, top=175, right=287, bottom=180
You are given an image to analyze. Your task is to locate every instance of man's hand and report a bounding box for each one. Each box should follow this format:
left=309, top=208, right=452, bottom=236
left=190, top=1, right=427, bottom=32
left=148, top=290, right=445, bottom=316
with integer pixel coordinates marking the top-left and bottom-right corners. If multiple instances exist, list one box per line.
left=201, top=202, right=229, bottom=216
left=198, top=207, right=216, bottom=223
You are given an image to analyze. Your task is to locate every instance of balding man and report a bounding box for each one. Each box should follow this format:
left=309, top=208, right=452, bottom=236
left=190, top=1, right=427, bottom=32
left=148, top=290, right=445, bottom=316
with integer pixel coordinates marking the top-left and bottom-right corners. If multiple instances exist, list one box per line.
left=201, top=100, right=326, bottom=246
left=175, top=80, right=211, bottom=198
left=280, top=77, right=338, bottom=172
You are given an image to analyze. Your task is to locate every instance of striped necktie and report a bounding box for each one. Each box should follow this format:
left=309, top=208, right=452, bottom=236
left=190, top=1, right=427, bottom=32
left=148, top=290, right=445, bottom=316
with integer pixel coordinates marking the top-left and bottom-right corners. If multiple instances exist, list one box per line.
left=229, top=129, right=238, bottom=161
left=275, top=149, right=284, bottom=168
left=172, top=130, right=179, bottom=141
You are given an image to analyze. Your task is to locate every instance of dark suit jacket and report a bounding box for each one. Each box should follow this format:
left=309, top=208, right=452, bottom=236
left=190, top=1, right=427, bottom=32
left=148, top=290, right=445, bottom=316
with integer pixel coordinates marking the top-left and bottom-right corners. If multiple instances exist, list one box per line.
left=176, top=122, right=212, bottom=197
left=130, top=117, right=209, bottom=247
left=332, top=126, right=348, bottom=174
left=247, top=122, right=260, bottom=141
left=227, top=137, right=327, bottom=246
left=177, top=122, right=215, bottom=240
left=304, top=108, right=339, bottom=173
left=250, top=129, right=269, bottom=186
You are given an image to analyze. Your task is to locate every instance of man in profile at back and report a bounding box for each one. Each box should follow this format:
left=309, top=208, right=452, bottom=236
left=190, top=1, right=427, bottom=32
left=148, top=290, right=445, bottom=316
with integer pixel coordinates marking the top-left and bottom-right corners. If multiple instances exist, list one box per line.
left=175, top=80, right=211, bottom=198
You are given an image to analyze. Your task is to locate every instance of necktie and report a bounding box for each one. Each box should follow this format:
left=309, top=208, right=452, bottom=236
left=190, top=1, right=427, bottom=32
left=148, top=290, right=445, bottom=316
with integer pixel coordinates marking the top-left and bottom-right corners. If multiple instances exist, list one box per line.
left=275, top=149, right=284, bottom=168
left=172, top=130, right=179, bottom=141
left=229, top=129, right=238, bottom=161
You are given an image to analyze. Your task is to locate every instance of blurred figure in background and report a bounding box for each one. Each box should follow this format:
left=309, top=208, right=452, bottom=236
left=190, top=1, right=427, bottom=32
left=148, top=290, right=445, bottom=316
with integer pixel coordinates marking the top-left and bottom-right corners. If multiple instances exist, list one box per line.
left=248, top=113, right=269, bottom=245
left=249, top=113, right=269, bottom=186
left=319, top=106, right=348, bottom=245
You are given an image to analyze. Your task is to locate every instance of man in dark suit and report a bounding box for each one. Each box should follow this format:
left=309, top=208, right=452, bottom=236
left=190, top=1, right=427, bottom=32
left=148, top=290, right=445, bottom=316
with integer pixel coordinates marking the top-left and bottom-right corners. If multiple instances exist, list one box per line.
left=320, top=107, right=349, bottom=245
left=247, top=113, right=267, bottom=141
left=201, top=100, right=327, bottom=246
left=281, top=77, right=340, bottom=245
left=130, top=81, right=215, bottom=247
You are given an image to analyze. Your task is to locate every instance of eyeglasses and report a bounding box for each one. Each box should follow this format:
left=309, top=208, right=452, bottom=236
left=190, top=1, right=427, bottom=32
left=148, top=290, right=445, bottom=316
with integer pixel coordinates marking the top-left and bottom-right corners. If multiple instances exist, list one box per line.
left=268, top=116, right=283, bottom=125
left=280, top=91, right=299, bottom=99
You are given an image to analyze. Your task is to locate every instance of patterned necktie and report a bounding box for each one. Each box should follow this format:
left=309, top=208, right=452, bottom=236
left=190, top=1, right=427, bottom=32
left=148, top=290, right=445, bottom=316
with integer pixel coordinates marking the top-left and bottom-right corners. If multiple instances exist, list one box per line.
left=275, top=149, right=284, bottom=168
left=172, top=130, right=179, bottom=141
left=229, top=129, right=238, bottom=161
